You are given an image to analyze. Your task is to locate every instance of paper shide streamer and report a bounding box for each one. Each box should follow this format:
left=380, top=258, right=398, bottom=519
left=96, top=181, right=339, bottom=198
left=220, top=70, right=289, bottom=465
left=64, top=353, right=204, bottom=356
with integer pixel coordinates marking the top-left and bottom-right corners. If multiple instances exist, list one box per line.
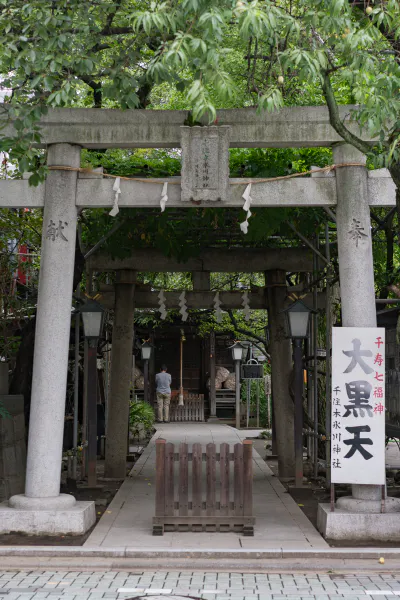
left=179, top=291, right=188, bottom=321
left=158, top=289, right=167, bottom=320
left=240, top=183, right=253, bottom=234
left=109, top=177, right=121, bottom=217
left=160, top=182, right=168, bottom=212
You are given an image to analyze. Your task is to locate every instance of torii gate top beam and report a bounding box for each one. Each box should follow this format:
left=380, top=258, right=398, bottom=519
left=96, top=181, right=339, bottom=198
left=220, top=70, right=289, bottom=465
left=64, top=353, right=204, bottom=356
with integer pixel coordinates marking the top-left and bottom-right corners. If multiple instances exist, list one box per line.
left=87, top=247, right=313, bottom=273
left=0, top=104, right=377, bottom=149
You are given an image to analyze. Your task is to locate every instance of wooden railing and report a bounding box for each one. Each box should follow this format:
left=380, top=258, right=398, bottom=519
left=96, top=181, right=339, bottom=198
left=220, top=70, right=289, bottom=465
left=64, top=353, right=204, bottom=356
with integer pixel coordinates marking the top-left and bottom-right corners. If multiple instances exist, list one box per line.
left=153, top=439, right=255, bottom=535
left=169, top=393, right=205, bottom=422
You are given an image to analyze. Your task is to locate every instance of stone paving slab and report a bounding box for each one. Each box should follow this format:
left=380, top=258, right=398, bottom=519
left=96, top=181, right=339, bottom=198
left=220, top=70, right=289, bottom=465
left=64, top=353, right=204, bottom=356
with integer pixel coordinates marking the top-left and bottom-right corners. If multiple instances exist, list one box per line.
left=84, top=424, right=327, bottom=550
left=2, top=571, right=400, bottom=600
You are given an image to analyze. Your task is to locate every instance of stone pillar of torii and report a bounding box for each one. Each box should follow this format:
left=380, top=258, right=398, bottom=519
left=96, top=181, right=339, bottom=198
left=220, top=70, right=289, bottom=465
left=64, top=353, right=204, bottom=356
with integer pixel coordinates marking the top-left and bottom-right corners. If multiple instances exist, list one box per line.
left=0, top=106, right=398, bottom=537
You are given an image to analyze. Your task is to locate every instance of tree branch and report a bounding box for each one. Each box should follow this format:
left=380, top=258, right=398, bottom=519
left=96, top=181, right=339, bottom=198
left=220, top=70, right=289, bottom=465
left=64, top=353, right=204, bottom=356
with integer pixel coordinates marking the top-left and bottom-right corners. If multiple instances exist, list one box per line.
left=226, top=309, right=270, bottom=359
left=321, top=71, right=371, bottom=155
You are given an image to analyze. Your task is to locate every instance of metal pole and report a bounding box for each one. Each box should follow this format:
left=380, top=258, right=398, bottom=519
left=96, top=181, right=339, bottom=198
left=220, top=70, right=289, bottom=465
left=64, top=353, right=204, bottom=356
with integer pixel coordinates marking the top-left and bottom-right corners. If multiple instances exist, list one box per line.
left=87, top=342, right=98, bottom=487
left=294, top=338, right=304, bottom=488
left=81, top=271, right=92, bottom=480
left=313, top=235, right=319, bottom=479
left=246, top=379, right=250, bottom=429
left=144, top=359, right=149, bottom=404
left=247, top=344, right=252, bottom=428
left=256, top=379, right=260, bottom=428
left=271, top=389, right=277, bottom=456
left=306, top=333, right=313, bottom=460
left=72, top=310, right=80, bottom=480
left=209, top=332, right=217, bottom=419
left=325, top=222, right=332, bottom=486
left=105, top=327, right=109, bottom=431
left=235, top=359, right=241, bottom=430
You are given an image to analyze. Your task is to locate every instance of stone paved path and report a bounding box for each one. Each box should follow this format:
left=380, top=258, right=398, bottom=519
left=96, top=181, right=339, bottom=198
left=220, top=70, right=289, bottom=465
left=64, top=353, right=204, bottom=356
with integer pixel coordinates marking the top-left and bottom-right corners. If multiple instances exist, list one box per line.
left=85, top=423, right=327, bottom=549
left=2, top=570, right=400, bottom=600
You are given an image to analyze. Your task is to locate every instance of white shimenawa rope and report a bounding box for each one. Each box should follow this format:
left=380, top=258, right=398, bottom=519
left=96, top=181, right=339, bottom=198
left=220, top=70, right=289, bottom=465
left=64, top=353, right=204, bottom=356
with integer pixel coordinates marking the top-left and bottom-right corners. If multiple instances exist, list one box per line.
left=109, top=177, right=121, bottom=217
left=240, top=183, right=252, bottom=234
left=160, top=182, right=168, bottom=212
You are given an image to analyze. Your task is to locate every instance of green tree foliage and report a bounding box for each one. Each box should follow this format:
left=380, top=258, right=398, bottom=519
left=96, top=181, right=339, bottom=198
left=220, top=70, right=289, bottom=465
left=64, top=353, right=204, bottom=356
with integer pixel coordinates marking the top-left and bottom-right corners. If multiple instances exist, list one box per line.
left=0, top=207, right=41, bottom=360
left=1, top=0, right=400, bottom=189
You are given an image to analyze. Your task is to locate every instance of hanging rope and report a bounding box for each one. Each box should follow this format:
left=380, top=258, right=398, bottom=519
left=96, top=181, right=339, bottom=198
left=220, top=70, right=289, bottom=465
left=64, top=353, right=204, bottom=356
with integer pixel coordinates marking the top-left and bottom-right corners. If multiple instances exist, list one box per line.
left=47, top=162, right=366, bottom=186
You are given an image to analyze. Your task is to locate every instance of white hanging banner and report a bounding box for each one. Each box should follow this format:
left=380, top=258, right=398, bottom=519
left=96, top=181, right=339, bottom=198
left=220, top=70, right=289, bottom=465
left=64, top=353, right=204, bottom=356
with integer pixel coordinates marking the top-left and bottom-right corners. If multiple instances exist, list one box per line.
left=160, top=182, right=168, bottom=212
left=109, top=177, right=121, bottom=217
left=331, top=327, right=386, bottom=485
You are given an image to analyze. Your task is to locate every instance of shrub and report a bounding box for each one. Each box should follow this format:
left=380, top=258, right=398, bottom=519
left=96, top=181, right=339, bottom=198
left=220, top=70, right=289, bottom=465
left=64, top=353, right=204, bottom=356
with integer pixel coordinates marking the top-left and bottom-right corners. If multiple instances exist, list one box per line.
left=129, top=400, right=155, bottom=439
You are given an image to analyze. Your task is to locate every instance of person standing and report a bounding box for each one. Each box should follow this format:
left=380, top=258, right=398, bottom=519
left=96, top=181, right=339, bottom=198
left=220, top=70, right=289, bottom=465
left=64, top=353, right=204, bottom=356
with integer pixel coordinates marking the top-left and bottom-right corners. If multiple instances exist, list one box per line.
left=155, top=364, right=172, bottom=423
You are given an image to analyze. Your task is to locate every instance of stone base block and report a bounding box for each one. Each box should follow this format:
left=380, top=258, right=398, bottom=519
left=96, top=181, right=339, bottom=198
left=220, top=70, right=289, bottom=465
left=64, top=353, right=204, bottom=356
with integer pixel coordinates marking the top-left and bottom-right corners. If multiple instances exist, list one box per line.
left=318, top=503, right=400, bottom=541
left=0, top=501, right=96, bottom=535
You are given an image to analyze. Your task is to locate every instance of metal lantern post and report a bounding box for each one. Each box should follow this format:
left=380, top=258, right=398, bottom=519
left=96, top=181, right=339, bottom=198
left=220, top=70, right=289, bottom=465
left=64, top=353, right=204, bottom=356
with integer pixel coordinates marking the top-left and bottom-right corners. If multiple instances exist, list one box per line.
left=80, top=299, right=105, bottom=488
left=141, top=341, right=152, bottom=405
left=231, top=341, right=245, bottom=430
left=283, top=300, right=312, bottom=488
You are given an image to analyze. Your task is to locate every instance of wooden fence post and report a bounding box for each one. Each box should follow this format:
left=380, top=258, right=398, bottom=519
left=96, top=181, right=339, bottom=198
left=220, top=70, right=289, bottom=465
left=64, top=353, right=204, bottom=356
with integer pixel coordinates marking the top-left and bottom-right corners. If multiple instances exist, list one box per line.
left=243, top=440, right=254, bottom=536
left=179, top=442, right=189, bottom=517
left=154, top=438, right=166, bottom=535
left=206, top=443, right=216, bottom=517
left=153, top=440, right=255, bottom=535
left=165, top=442, right=175, bottom=517
left=234, top=443, right=244, bottom=517
left=192, top=442, right=202, bottom=518
left=220, top=443, right=229, bottom=517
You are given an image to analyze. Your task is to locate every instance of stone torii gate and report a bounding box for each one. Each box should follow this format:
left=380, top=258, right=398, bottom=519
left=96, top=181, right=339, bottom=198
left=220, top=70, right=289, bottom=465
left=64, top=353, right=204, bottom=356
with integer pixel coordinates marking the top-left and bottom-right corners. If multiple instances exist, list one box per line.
left=0, top=105, right=397, bottom=536
left=88, top=246, right=319, bottom=481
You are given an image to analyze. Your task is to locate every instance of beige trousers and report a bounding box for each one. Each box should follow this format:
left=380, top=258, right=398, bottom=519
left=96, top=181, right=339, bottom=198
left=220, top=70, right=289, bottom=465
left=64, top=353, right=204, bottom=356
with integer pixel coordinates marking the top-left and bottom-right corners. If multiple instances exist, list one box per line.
left=157, top=392, right=171, bottom=422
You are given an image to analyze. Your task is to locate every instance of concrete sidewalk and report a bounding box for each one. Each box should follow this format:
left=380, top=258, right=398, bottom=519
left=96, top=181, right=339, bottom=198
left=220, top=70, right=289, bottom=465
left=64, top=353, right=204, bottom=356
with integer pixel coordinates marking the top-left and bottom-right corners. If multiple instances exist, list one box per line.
left=84, top=423, right=327, bottom=550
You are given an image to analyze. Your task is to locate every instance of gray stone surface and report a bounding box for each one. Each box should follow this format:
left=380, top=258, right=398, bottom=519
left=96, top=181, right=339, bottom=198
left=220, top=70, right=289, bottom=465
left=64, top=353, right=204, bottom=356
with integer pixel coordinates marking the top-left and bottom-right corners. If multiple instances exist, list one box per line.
left=73, top=174, right=396, bottom=209
left=0, top=104, right=379, bottom=148
left=336, top=495, right=400, bottom=514
left=4, top=144, right=95, bottom=535
left=181, top=126, right=230, bottom=202
left=105, top=270, right=135, bottom=479
left=0, top=171, right=396, bottom=209
left=2, top=569, right=400, bottom=599
left=318, top=503, right=400, bottom=541
left=0, top=501, right=95, bottom=534
left=88, top=247, right=314, bottom=273
left=334, top=144, right=376, bottom=329
left=86, top=423, right=327, bottom=550
left=0, top=395, right=26, bottom=501
left=329, top=144, right=400, bottom=523
left=266, top=270, right=295, bottom=479
left=19, top=143, right=81, bottom=503
left=318, top=144, right=400, bottom=534
left=9, top=494, right=75, bottom=510
left=98, top=289, right=325, bottom=311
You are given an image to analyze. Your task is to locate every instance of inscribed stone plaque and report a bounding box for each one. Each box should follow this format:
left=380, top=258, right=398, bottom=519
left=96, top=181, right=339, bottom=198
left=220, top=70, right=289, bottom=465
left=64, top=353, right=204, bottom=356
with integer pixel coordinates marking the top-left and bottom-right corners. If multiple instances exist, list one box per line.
left=331, top=327, right=385, bottom=485
left=180, top=125, right=230, bottom=202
